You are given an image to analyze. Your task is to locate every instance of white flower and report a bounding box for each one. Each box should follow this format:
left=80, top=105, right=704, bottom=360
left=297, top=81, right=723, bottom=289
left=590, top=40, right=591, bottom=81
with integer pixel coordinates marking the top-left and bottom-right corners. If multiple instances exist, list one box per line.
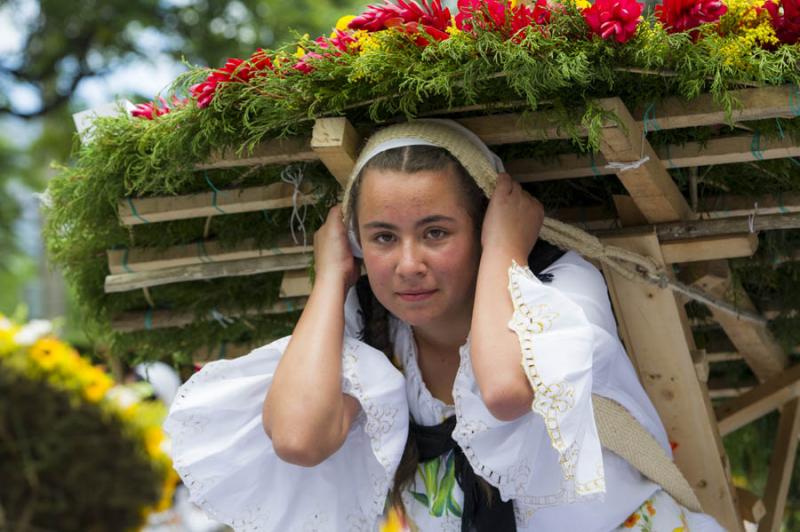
left=13, top=319, right=53, bottom=345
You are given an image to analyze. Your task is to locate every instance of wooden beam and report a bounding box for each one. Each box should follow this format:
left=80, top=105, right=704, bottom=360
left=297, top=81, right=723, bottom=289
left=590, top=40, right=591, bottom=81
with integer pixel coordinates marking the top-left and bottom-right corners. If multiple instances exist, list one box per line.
left=195, top=137, right=317, bottom=170
left=111, top=297, right=307, bottom=332
left=107, top=237, right=311, bottom=274
left=509, top=134, right=800, bottom=184
left=687, top=261, right=788, bottom=382
left=597, top=98, right=692, bottom=223
left=699, top=192, right=800, bottom=219
left=716, top=364, right=800, bottom=436
left=311, top=117, right=361, bottom=186
left=600, top=231, right=742, bottom=530
left=104, top=252, right=312, bottom=293
left=708, top=351, right=744, bottom=363
left=595, top=212, right=800, bottom=241
left=758, top=398, right=800, bottom=532
left=660, top=233, right=759, bottom=263
left=279, top=270, right=312, bottom=298
left=709, top=386, right=755, bottom=400
left=631, top=85, right=800, bottom=130
left=118, top=182, right=320, bottom=226
left=737, top=487, right=766, bottom=524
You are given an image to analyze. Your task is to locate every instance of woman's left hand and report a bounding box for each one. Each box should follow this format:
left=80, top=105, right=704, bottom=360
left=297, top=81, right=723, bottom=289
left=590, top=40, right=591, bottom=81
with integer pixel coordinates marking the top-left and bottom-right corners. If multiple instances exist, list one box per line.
left=481, top=172, right=544, bottom=262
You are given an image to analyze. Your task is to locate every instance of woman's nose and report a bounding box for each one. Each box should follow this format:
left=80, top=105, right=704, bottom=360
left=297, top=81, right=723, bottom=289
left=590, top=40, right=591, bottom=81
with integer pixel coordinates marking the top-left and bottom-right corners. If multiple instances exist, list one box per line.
left=396, top=241, right=426, bottom=277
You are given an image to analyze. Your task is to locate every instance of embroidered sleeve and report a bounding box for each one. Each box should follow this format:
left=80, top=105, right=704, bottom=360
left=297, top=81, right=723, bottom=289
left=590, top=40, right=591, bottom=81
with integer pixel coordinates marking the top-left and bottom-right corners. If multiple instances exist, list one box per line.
left=452, top=260, right=604, bottom=525
left=164, top=336, right=408, bottom=532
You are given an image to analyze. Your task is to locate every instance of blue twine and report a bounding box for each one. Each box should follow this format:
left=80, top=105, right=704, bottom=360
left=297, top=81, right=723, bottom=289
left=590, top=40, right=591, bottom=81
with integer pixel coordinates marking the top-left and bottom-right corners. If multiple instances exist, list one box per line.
left=144, top=308, right=153, bottom=331
left=197, top=241, right=213, bottom=263
left=791, top=158, right=800, bottom=168
left=664, top=144, right=677, bottom=169
left=205, top=172, right=227, bottom=215
left=642, top=102, right=662, bottom=135
left=777, top=191, right=788, bottom=214
left=121, top=249, right=133, bottom=273
left=790, top=85, right=800, bottom=117
left=589, top=152, right=601, bottom=178
left=126, top=197, right=150, bottom=224
left=218, top=341, right=227, bottom=360
left=776, top=118, right=785, bottom=140
left=751, top=130, right=765, bottom=161
left=286, top=299, right=294, bottom=312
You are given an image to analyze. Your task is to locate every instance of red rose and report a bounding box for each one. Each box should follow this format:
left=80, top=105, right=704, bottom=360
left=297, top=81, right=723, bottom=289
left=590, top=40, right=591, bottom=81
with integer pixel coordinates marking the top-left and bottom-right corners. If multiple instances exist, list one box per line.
left=655, top=0, right=728, bottom=34
left=764, top=0, right=800, bottom=44
left=583, top=0, right=643, bottom=43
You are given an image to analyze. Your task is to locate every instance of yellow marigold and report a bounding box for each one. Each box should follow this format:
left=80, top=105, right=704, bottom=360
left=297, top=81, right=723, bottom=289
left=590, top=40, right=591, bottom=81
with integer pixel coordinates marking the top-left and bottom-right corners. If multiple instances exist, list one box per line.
left=155, top=468, right=180, bottom=512
left=336, top=15, right=356, bottom=31
left=0, top=318, right=18, bottom=356
left=81, top=367, right=114, bottom=402
left=29, top=338, right=71, bottom=371
left=144, top=426, right=165, bottom=458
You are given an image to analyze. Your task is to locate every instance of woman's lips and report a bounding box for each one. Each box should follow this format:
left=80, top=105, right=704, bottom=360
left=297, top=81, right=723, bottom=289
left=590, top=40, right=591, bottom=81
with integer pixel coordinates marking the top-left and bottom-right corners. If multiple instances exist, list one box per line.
left=397, top=289, right=437, bottom=302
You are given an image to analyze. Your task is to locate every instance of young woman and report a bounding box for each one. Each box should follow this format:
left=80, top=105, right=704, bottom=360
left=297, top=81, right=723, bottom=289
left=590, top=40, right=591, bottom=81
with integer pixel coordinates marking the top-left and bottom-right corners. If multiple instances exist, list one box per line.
left=165, top=120, right=723, bottom=531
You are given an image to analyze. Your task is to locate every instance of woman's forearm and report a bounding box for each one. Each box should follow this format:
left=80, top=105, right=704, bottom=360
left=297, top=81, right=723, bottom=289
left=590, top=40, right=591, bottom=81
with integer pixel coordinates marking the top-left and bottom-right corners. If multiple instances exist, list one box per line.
left=263, top=271, right=359, bottom=466
left=471, top=251, right=534, bottom=421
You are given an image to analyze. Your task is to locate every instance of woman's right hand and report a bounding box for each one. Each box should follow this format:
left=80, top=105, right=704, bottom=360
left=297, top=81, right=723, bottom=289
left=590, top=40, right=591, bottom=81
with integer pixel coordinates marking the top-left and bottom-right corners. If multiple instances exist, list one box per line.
left=313, top=205, right=359, bottom=290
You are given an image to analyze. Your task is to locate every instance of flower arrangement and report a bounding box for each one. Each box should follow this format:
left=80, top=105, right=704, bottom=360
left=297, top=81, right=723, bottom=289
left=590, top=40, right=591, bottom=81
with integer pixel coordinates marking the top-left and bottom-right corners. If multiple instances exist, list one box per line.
left=43, top=0, right=800, bottom=364
left=0, top=315, right=179, bottom=530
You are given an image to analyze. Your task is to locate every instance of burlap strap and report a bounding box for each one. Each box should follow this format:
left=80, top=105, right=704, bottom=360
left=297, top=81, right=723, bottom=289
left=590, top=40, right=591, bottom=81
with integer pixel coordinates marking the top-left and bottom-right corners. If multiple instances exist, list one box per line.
left=593, top=395, right=703, bottom=513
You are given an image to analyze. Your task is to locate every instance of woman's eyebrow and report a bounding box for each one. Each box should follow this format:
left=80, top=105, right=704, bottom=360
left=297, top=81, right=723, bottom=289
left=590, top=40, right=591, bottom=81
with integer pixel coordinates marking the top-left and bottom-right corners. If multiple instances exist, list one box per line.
left=363, top=215, right=457, bottom=231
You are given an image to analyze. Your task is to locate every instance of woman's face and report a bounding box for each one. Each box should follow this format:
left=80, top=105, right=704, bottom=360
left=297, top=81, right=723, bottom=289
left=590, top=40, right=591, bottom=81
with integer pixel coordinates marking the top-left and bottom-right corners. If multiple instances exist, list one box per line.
left=356, top=165, right=481, bottom=329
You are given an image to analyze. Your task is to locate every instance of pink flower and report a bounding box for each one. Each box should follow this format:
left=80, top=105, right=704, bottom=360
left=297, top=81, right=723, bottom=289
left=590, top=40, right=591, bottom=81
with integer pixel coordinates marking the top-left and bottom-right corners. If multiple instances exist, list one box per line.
left=583, top=0, right=643, bottom=43
left=763, top=0, right=800, bottom=44
left=131, top=96, right=186, bottom=120
left=349, top=0, right=452, bottom=39
left=655, top=0, right=727, bottom=34
left=190, top=51, right=275, bottom=108
left=455, top=0, right=551, bottom=38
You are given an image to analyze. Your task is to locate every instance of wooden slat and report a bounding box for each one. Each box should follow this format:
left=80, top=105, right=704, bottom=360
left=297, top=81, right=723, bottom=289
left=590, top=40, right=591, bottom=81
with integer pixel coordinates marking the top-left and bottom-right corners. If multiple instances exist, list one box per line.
left=631, top=85, right=800, bottom=130
left=660, top=233, right=759, bottom=263
left=758, top=398, right=800, bottom=532
left=509, top=134, right=800, bottom=183
left=716, top=364, right=800, bottom=436
left=279, top=270, right=312, bottom=298
left=311, top=117, right=361, bottom=186
left=111, top=297, right=308, bottom=332
left=107, top=237, right=311, bottom=274
left=104, top=253, right=312, bottom=293
left=737, top=487, right=766, bottom=524
left=708, top=351, right=744, bottom=363
left=118, top=182, right=320, bottom=226
left=699, top=192, right=800, bottom=219
left=687, top=261, right=788, bottom=382
left=195, top=137, right=317, bottom=170
left=597, top=98, right=692, bottom=223
left=600, top=230, right=742, bottom=530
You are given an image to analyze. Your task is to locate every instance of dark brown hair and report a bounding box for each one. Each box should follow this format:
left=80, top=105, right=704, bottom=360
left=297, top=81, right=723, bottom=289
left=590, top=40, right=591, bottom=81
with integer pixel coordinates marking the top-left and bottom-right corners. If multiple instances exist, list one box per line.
left=349, top=145, right=490, bottom=510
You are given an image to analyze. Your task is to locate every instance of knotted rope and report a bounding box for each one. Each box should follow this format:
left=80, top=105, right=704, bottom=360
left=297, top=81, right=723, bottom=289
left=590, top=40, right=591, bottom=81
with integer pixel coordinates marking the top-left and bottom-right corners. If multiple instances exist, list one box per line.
left=539, top=217, right=768, bottom=326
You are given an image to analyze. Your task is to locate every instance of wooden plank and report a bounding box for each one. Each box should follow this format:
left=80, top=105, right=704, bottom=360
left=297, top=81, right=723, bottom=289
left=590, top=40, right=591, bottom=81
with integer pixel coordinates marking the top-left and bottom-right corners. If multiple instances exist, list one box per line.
left=715, top=364, right=800, bottom=436
left=708, top=351, right=744, bottom=363
left=709, top=386, right=755, bottom=400
left=597, top=98, right=692, bottom=223
left=687, top=261, right=788, bottom=382
left=600, top=231, right=742, bottom=530
left=118, top=182, right=320, bottom=226
left=111, top=297, right=308, bottom=332
left=104, top=253, right=312, bottom=293
left=107, top=236, right=311, bottom=274
left=595, top=212, right=800, bottom=241
left=699, top=192, right=800, bottom=219
left=509, top=135, right=800, bottom=184
left=195, top=137, right=317, bottom=170
left=758, top=398, right=800, bottom=532
left=280, top=270, right=312, bottom=298
left=631, top=85, right=800, bottom=130
left=311, top=117, right=361, bottom=186
left=660, top=233, right=759, bottom=263
left=737, top=487, right=766, bottom=524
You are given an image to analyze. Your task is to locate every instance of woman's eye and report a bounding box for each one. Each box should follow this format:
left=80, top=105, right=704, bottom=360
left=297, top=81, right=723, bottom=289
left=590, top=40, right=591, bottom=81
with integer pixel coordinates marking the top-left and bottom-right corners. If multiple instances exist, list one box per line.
left=373, top=233, right=395, bottom=244
left=426, top=228, right=448, bottom=240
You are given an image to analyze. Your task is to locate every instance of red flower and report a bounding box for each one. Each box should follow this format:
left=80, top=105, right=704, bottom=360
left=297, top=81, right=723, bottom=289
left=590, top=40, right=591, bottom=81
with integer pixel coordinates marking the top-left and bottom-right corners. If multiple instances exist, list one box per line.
left=655, top=0, right=727, bottom=33
left=763, top=0, right=800, bottom=44
left=456, top=0, right=551, bottom=38
left=292, top=51, right=324, bottom=74
left=131, top=96, right=186, bottom=120
left=583, top=0, right=643, bottom=43
left=190, top=51, right=275, bottom=109
left=349, top=0, right=451, bottom=35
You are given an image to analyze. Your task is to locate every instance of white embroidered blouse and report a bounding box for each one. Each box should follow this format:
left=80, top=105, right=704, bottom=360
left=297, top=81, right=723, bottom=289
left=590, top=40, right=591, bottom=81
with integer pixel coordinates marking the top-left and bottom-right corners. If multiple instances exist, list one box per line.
left=163, top=252, right=721, bottom=531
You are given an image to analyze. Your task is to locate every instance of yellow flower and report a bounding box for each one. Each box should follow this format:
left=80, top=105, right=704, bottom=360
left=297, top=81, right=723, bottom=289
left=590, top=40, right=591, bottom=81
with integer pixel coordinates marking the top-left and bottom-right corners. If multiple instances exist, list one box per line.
left=380, top=506, right=407, bottom=532
left=82, top=368, right=114, bottom=402
left=623, top=512, right=640, bottom=528
left=336, top=15, right=356, bottom=31
left=574, top=0, right=591, bottom=9
left=29, top=338, right=70, bottom=371
left=0, top=322, right=18, bottom=356
left=295, top=46, right=306, bottom=59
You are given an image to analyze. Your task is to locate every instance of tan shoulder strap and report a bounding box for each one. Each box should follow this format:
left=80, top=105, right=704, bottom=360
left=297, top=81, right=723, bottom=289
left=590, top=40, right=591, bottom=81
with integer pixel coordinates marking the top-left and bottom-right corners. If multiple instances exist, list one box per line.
left=592, top=395, right=703, bottom=513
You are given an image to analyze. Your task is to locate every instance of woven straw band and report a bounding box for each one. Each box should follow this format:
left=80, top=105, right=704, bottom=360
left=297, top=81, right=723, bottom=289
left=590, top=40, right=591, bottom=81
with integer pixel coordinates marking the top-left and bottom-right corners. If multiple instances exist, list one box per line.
left=341, top=120, right=500, bottom=221
left=593, top=395, right=703, bottom=513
